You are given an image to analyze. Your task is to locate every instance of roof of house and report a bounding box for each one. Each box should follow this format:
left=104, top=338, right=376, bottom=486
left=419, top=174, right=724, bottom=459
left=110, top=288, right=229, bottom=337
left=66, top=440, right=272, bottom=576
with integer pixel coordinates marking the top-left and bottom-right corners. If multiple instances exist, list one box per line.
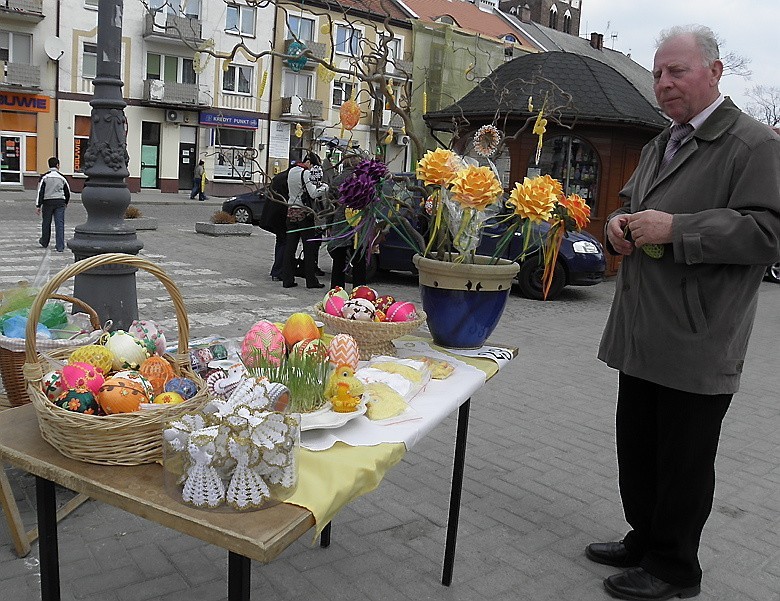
left=425, top=51, right=668, bottom=130
left=302, top=0, right=411, bottom=24
left=400, top=0, right=522, bottom=41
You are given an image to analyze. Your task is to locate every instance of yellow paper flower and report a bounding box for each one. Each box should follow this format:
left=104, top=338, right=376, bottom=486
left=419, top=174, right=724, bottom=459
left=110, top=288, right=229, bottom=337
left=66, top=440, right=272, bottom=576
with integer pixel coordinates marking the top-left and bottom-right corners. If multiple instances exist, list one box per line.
left=416, top=148, right=461, bottom=186
left=449, top=165, right=503, bottom=211
left=507, top=175, right=562, bottom=223
left=560, top=193, right=590, bottom=230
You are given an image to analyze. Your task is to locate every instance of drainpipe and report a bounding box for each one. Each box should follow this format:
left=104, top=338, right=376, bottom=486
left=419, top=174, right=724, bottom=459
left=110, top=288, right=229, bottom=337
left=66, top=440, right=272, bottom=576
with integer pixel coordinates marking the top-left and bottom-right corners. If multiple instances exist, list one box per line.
left=54, top=0, right=61, bottom=157
left=264, top=3, right=279, bottom=179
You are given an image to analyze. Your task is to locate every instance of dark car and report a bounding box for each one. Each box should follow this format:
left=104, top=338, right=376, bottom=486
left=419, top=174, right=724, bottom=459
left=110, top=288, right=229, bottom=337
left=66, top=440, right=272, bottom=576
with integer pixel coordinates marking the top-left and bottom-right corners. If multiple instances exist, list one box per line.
left=221, top=188, right=270, bottom=225
left=766, top=262, right=780, bottom=283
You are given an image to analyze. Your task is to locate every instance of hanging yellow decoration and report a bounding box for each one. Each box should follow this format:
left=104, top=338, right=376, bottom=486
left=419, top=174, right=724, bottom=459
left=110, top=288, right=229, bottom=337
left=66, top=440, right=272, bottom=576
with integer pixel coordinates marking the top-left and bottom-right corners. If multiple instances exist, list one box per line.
left=295, top=123, right=303, bottom=138
left=401, top=125, right=406, bottom=135
left=258, top=70, right=268, bottom=97
left=532, top=99, right=548, bottom=164
left=527, top=96, right=534, bottom=112
left=317, top=63, right=335, bottom=83
left=222, top=58, right=231, bottom=72
left=383, top=128, right=394, bottom=145
left=320, top=22, right=331, bottom=35
left=423, top=90, right=428, bottom=114
left=465, top=63, right=474, bottom=77
left=386, top=78, right=394, bottom=97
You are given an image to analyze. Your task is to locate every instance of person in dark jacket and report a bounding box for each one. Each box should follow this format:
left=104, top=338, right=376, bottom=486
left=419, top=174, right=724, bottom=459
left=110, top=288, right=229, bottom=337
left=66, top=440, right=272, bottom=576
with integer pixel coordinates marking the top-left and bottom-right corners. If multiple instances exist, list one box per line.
left=190, top=160, right=208, bottom=200
left=261, top=166, right=292, bottom=281
left=36, top=157, right=70, bottom=253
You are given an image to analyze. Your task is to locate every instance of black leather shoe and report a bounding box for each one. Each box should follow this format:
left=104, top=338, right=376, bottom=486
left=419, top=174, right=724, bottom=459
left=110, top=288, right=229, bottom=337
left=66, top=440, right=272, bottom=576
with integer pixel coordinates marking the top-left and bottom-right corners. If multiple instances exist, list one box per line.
left=282, top=282, right=298, bottom=288
left=315, top=268, right=325, bottom=276
left=306, top=282, right=325, bottom=289
left=271, top=276, right=282, bottom=282
left=586, top=541, right=641, bottom=568
left=604, top=568, right=700, bottom=600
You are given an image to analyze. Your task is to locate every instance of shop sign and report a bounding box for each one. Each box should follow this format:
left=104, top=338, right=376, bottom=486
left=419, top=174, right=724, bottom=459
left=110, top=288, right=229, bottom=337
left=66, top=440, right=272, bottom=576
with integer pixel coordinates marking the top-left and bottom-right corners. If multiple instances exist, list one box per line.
left=199, top=112, right=258, bottom=129
left=0, top=92, right=50, bottom=112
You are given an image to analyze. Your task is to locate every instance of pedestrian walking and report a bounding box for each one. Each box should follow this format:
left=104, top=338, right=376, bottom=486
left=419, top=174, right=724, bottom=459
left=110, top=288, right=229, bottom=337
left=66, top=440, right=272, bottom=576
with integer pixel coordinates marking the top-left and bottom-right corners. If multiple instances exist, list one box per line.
left=590, top=25, right=780, bottom=600
left=190, top=159, right=208, bottom=200
left=36, top=157, right=70, bottom=253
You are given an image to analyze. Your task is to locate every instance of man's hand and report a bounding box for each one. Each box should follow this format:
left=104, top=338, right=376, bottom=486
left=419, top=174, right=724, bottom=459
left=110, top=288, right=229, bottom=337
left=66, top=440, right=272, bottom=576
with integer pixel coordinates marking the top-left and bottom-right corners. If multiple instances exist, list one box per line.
left=36, top=207, right=41, bottom=216
left=626, top=210, right=673, bottom=247
left=607, top=214, right=634, bottom=256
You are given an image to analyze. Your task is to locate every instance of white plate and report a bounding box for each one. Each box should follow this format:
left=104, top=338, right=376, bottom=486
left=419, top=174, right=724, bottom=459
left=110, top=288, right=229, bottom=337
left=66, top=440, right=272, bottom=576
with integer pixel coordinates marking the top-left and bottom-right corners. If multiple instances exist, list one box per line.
left=300, top=401, right=366, bottom=431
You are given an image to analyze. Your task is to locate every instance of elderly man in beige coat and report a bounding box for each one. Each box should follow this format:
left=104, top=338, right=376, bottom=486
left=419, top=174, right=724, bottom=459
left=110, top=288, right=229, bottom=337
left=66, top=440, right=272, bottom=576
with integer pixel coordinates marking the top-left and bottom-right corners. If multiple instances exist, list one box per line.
left=589, top=25, right=780, bottom=601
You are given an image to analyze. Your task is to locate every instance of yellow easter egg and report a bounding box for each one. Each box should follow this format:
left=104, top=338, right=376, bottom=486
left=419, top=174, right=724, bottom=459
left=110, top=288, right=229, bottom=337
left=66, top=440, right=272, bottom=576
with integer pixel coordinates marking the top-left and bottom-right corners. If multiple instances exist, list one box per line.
left=69, top=345, right=114, bottom=375
left=153, top=391, right=185, bottom=405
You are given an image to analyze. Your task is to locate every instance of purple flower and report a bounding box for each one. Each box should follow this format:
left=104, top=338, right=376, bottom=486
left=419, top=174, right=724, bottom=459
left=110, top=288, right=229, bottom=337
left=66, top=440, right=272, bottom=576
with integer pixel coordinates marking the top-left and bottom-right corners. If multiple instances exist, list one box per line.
left=352, top=159, right=388, bottom=182
left=338, top=173, right=378, bottom=209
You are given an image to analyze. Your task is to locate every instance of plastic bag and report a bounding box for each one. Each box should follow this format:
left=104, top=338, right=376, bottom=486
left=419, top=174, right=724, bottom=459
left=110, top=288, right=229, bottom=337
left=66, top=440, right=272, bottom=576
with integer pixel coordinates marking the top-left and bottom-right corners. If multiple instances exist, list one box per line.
left=2, top=315, right=52, bottom=340
left=0, top=250, right=51, bottom=318
left=40, top=302, right=68, bottom=329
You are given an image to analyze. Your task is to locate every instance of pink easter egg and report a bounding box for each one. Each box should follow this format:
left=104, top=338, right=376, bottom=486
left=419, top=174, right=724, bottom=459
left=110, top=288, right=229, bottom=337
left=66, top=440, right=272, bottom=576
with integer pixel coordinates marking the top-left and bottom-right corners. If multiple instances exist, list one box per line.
left=386, top=301, right=418, bottom=322
left=241, top=320, right=286, bottom=368
left=61, top=362, right=105, bottom=395
left=328, top=334, right=360, bottom=370
left=325, top=295, right=346, bottom=317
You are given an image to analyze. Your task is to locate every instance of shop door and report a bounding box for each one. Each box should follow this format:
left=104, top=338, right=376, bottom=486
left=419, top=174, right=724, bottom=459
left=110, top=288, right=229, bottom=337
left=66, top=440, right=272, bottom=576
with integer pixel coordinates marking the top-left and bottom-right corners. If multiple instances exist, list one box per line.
left=178, top=143, right=195, bottom=190
left=140, top=122, right=160, bottom=189
left=1, top=135, right=22, bottom=184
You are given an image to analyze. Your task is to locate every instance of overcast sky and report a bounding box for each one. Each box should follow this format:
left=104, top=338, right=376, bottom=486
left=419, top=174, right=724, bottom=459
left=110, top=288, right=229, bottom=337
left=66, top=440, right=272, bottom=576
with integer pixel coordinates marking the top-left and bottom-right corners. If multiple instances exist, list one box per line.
left=578, top=0, right=779, bottom=113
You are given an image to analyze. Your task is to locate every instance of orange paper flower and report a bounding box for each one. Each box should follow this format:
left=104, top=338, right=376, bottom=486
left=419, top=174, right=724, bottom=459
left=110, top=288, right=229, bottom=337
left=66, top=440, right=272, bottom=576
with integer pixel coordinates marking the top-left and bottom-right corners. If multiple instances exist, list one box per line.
left=507, top=175, right=562, bottom=223
left=560, top=193, right=590, bottom=230
left=416, top=148, right=461, bottom=186
left=449, top=165, right=503, bottom=211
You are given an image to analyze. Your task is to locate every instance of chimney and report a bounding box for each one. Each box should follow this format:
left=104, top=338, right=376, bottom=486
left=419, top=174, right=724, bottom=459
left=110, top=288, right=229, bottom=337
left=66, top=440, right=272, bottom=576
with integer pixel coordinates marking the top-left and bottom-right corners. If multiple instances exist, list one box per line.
left=590, top=32, right=604, bottom=51
left=520, top=3, right=531, bottom=22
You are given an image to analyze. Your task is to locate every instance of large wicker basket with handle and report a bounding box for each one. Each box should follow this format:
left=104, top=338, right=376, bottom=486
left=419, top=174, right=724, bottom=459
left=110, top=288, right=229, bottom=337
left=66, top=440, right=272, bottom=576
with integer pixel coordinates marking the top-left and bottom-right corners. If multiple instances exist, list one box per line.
left=22, top=253, right=208, bottom=466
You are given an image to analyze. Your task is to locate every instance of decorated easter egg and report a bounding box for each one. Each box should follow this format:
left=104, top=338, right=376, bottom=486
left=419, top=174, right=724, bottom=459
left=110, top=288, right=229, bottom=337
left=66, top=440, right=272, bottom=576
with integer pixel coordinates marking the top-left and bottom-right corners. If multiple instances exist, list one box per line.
left=327, top=334, right=360, bottom=370
left=42, top=370, right=66, bottom=402
left=113, top=370, right=154, bottom=399
left=104, top=330, right=149, bottom=370
left=282, top=313, right=320, bottom=348
left=386, top=301, right=418, bottom=322
left=263, top=382, right=291, bottom=412
left=325, top=295, right=346, bottom=317
left=374, top=295, right=395, bottom=313
left=374, top=310, right=387, bottom=322
left=128, top=319, right=167, bottom=356
left=323, top=287, right=349, bottom=305
left=241, top=320, right=286, bottom=368
left=164, top=377, right=199, bottom=400
left=153, top=391, right=185, bottom=405
left=350, top=285, right=378, bottom=303
left=68, top=345, right=113, bottom=375
left=61, top=362, right=105, bottom=395
left=57, top=388, right=100, bottom=414
left=97, top=376, right=149, bottom=414
left=189, top=347, right=214, bottom=373
left=209, top=343, right=228, bottom=361
left=340, top=98, right=361, bottom=130
left=341, top=298, right=376, bottom=321
left=138, top=356, right=176, bottom=396
left=291, top=338, right=327, bottom=361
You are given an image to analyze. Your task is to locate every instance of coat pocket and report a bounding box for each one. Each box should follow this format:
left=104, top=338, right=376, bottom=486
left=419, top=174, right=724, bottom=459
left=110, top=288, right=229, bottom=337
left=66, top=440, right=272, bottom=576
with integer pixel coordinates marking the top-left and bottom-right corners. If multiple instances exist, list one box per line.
left=680, top=276, right=708, bottom=335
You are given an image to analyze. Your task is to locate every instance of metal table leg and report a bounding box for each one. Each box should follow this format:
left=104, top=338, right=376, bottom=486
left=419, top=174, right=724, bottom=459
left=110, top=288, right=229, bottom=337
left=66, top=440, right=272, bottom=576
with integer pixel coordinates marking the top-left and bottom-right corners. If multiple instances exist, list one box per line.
left=228, top=551, right=251, bottom=601
left=320, top=522, right=331, bottom=548
left=36, top=476, right=60, bottom=601
left=442, top=398, right=470, bottom=586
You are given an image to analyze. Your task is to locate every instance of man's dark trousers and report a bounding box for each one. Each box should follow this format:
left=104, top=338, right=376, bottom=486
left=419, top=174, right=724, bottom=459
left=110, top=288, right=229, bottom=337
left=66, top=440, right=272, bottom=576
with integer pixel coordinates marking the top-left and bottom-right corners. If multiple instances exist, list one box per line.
left=40, top=199, right=67, bottom=251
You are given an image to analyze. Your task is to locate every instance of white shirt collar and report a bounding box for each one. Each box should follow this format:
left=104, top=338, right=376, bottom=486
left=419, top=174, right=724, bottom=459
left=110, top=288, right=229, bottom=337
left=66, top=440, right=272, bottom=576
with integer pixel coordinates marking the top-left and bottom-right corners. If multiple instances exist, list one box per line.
left=684, top=94, right=725, bottom=131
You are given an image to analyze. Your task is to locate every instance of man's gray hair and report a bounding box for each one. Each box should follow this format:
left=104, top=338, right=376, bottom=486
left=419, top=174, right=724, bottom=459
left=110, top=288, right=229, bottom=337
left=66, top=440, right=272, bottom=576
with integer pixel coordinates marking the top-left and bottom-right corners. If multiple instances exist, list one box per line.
left=657, top=25, right=720, bottom=67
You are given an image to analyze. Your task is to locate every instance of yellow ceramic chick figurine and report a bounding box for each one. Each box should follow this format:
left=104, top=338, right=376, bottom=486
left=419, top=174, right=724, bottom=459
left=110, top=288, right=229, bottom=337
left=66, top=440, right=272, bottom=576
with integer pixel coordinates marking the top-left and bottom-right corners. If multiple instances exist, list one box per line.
left=325, top=365, right=364, bottom=403
left=331, top=381, right=361, bottom=413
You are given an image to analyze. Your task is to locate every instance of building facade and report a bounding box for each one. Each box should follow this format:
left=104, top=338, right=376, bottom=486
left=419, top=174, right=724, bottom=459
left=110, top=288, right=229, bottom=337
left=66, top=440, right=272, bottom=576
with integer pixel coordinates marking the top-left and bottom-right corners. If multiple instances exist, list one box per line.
left=499, top=1, right=581, bottom=36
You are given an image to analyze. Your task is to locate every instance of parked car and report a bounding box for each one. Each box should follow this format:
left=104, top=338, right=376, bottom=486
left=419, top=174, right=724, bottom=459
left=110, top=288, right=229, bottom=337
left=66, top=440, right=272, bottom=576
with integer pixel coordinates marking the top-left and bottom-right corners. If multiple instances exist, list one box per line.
left=221, top=188, right=270, bottom=225
left=766, top=262, right=780, bottom=283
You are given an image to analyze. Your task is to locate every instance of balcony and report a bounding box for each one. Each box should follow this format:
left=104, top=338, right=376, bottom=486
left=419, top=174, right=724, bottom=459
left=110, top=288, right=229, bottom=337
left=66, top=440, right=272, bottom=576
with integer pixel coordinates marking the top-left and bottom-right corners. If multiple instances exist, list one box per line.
left=143, top=79, right=211, bottom=107
left=391, top=59, right=414, bottom=77
left=0, top=0, right=44, bottom=23
left=382, top=109, right=404, bottom=129
left=283, top=38, right=327, bottom=70
left=280, top=96, right=323, bottom=122
left=143, top=13, right=203, bottom=44
left=0, top=61, right=40, bottom=90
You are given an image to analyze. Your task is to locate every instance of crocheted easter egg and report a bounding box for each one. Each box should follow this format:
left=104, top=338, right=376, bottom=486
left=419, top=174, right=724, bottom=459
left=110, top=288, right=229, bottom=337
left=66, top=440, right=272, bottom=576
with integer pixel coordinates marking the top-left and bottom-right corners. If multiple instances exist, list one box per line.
left=68, top=345, right=113, bottom=375
left=325, top=295, right=346, bottom=317
left=128, top=319, right=167, bottom=356
left=153, top=391, right=185, bottom=405
left=323, top=287, right=349, bottom=305
left=104, top=331, right=149, bottom=370
left=113, top=370, right=154, bottom=399
left=264, top=382, right=291, bottom=412
left=205, top=363, right=246, bottom=399
left=57, top=388, right=100, bottom=414
left=138, top=356, right=176, bottom=396
left=97, top=376, right=149, bottom=414
left=374, top=295, right=395, bottom=313
left=241, top=320, right=286, bottom=368
left=327, top=334, right=360, bottom=370
left=350, top=285, right=377, bottom=303
left=42, top=370, right=66, bottom=402
left=341, top=298, right=376, bottom=321
left=282, top=313, right=320, bottom=348
left=61, top=362, right=105, bottom=395
left=164, top=377, right=199, bottom=400
left=386, top=301, right=418, bottom=322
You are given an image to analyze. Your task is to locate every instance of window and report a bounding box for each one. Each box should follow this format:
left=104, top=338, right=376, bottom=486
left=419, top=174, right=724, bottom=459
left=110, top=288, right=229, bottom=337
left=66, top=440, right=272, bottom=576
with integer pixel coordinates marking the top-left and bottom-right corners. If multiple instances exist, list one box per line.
left=82, top=43, right=97, bottom=79
left=223, top=64, right=253, bottom=94
left=84, top=0, right=99, bottom=9
left=332, top=80, right=354, bottom=107
left=335, top=24, right=361, bottom=56
left=146, top=53, right=196, bottom=84
left=549, top=6, right=558, bottom=30
left=529, top=135, right=600, bottom=210
left=563, top=13, right=572, bottom=34
left=287, top=15, right=315, bottom=42
left=226, top=4, right=256, bottom=37
left=213, top=129, right=254, bottom=180
left=73, top=116, right=91, bottom=173
left=0, top=32, right=32, bottom=64
left=284, top=71, right=312, bottom=99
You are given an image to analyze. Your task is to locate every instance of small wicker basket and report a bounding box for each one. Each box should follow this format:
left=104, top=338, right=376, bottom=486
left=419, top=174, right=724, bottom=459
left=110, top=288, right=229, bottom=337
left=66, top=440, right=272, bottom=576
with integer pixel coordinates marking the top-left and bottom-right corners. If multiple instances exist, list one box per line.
left=314, top=303, right=426, bottom=361
left=22, top=253, right=208, bottom=466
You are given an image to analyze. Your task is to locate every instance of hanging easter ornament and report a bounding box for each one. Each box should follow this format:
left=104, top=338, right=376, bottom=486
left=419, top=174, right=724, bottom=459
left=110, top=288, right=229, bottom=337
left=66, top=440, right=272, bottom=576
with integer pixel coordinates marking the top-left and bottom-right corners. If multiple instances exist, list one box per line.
left=258, top=69, right=268, bottom=97
left=320, top=22, right=331, bottom=35
left=317, top=63, right=335, bottom=83
left=104, top=331, right=149, bottom=371
left=294, top=123, right=303, bottom=138
left=383, top=127, right=394, bottom=145
left=339, top=99, right=360, bottom=131
left=286, top=40, right=308, bottom=72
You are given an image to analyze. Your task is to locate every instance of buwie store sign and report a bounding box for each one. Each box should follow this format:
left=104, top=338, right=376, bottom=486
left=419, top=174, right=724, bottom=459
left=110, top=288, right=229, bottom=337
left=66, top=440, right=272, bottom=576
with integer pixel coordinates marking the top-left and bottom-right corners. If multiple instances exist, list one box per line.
left=0, top=92, right=50, bottom=112
left=199, top=112, right=258, bottom=129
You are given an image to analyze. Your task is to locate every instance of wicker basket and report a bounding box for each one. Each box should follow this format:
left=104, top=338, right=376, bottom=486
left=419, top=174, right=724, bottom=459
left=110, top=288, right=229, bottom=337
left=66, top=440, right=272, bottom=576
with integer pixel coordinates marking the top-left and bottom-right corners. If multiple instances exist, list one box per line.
left=314, top=303, right=426, bottom=361
left=0, top=294, right=102, bottom=407
left=22, top=253, right=208, bottom=466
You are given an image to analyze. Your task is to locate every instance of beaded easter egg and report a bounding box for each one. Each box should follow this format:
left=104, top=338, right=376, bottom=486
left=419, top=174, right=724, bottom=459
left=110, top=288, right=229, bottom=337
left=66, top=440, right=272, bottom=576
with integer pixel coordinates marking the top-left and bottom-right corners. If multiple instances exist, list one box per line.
left=386, top=301, right=418, bottom=322
left=323, top=287, right=349, bottom=305
left=327, top=334, right=360, bottom=370
left=350, top=285, right=377, bottom=303
left=241, top=320, right=286, bottom=368
left=341, top=298, right=376, bottom=321
left=57, top=388, right=100, bottom=414
left=164, top=377, right=199, bottom=400
left=374, top=295, right=395, bottom=313
left=104, top=331, right=149, bottom=370
left=325, top=295, right=346, bottom=317
left=282, top=313, right=320, bottom=348
left=138, top=356, right=176, bottom=396
left=61, top=362, right=105, bottom=395
left=42, top=370, right=66, bottom=402
left=153, top=391, right=185, bottom=405
left=68, top=345, right=113, bottom=375
left=113, top=370, right=154, bottom=399
left=128, top=319, right=167, bottom=356
left=97, top=376, right=149, bottom=414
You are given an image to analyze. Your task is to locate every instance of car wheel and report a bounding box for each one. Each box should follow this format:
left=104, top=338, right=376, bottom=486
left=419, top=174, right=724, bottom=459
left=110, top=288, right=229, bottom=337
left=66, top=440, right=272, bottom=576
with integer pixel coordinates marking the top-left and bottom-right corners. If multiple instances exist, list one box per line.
left=766, top=262, right=780, bottom=283
left=517, top=257, right=566, bottom=300
left=232, top=206, right=252, bottom=224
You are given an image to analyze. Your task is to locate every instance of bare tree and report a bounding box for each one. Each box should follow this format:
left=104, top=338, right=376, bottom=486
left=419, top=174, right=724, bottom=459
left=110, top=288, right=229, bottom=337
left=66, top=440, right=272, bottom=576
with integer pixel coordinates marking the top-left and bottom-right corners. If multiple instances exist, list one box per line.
left=744, top=85, right=780, bottom=128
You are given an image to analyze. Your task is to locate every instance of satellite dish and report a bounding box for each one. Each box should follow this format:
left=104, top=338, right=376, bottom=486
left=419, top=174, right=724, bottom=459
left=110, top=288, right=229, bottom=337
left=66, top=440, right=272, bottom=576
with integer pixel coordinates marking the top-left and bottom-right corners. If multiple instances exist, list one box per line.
left=44, top=37, right=66, bottom=61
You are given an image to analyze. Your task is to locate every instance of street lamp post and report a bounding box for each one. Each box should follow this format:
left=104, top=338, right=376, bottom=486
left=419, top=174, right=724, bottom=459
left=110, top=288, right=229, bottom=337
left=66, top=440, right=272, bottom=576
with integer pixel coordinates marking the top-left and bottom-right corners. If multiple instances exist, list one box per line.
left=69, top=0, right=143, bottom=330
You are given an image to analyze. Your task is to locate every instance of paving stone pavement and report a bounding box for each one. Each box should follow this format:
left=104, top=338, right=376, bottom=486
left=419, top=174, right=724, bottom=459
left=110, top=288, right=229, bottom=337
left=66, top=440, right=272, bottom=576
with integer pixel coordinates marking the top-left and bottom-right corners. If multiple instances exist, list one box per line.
left=0, top=191, right=778, bottom=601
